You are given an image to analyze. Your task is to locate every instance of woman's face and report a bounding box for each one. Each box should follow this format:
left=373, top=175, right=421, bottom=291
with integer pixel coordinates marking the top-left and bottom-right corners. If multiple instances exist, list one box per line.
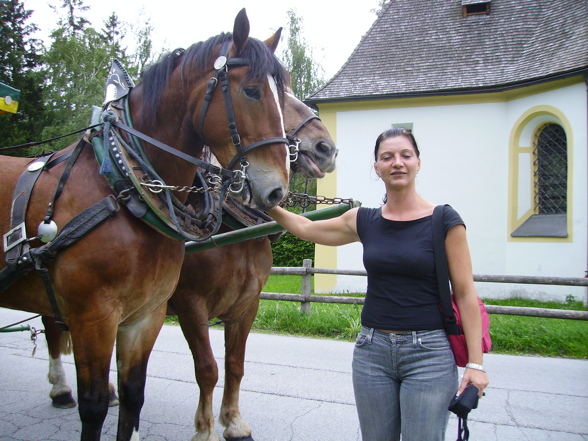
left=373, top=136, right=421, bottom=190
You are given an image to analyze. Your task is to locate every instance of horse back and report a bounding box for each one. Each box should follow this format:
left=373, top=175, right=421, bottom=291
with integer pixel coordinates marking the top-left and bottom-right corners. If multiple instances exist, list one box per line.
left=0, top=145, right=185, bottom=323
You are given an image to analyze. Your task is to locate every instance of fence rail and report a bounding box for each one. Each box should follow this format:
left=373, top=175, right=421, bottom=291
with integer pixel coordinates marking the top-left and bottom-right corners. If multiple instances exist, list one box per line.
left=263, top=260, right=588, bottom=320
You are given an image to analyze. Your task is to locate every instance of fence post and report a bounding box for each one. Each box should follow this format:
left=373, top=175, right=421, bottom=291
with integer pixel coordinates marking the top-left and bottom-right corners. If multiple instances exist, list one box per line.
left=300, top=259, right=312, bottom=314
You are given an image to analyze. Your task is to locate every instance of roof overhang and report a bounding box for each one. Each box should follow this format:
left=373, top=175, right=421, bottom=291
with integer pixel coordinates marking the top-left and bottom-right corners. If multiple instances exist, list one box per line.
left=305, top=68, right=588, bottom=106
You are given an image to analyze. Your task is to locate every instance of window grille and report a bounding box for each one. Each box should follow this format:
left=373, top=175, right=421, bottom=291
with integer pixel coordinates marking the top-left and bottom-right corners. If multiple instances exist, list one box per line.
left=533, top=124, right=567, bottom=214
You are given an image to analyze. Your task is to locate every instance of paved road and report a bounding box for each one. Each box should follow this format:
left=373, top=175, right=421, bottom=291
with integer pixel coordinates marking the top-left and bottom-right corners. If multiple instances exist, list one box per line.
left=0, top=307, right=587, bottom=440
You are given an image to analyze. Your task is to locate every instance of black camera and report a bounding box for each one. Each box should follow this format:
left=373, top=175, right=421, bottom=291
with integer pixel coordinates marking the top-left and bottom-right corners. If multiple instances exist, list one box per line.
left=448, top=384, right=479, bottom=418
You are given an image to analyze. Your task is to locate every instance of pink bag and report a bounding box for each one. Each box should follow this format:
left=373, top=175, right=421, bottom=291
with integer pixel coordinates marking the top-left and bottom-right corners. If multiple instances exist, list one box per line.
left=446, top=293, right=492, bottom=367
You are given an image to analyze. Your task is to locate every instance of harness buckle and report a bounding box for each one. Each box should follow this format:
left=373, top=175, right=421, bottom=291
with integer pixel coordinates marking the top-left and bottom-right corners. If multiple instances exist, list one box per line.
left=3, top=222, right=27, bottom=253
left=229, top=161, right=249, bottom=195
left=232, top=132, right=241, bottom=147
left=288, top=138, right=300, bottom=163
left=205, top=77, right=218, bottom=96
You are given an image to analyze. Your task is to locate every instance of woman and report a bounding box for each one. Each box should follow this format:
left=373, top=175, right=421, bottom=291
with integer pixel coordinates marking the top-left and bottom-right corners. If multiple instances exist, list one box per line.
left=267, top=128, right=489, bottom=441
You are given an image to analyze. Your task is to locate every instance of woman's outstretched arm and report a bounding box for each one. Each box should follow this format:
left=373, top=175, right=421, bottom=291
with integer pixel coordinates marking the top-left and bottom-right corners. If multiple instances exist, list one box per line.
left=267, top=206, right=360, bottom=246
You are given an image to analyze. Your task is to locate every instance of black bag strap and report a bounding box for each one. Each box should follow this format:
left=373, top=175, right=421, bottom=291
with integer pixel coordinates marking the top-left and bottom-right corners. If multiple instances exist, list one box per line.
left=457, top=416, right=470, bottom=441
left=432, top=205, right=461, bottom=335
left=435, top=205, right=471, bottom=441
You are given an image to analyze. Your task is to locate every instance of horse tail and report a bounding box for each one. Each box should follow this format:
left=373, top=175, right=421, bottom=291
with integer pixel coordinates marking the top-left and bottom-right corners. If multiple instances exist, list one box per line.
left=60, top=331, right=73, bottom=355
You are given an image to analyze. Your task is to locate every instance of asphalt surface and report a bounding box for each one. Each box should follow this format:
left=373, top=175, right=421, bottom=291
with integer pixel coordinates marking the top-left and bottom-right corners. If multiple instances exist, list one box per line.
left=0, top=307, right=587, bottom=441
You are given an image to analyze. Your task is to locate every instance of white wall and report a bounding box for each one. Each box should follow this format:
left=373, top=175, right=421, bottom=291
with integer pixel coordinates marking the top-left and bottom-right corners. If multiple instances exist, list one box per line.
left=326, top=83, right=587, bottom=302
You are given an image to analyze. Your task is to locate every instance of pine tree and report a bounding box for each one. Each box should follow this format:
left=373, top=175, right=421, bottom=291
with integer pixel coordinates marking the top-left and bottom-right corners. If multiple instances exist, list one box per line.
left=0, top=0, right=46, bottom=153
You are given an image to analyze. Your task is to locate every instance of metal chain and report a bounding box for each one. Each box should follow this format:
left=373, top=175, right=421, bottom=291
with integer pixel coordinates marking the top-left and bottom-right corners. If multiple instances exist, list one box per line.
left=281, top=192, right=354, bottom=209
left=30, top=327, right=45, bottom=357
left=139, top=175, right=223, bottom=194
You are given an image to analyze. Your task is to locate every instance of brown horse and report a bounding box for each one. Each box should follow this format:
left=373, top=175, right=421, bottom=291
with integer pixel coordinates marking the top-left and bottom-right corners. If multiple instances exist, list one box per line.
left=41, top=90, right=337, bottom=441
left=0, top=9, right=290, bottom=441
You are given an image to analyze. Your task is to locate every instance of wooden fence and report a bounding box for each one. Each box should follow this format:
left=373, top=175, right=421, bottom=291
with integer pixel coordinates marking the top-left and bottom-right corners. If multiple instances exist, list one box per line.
left=261, top=259, right=588, bottom=320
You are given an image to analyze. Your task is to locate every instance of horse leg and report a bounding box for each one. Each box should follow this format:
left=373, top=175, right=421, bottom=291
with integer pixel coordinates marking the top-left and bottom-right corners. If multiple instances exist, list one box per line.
left=43, top=315, right=77, bottom=408
left=68, top=315, right=119, bottom=441
left=174, top=297, right=221, bottom=441
left=219, top=300, right=259, bottom=441
left=115, top=304, right=167, bottom=441
left=43, top=316, right=120, bottom=409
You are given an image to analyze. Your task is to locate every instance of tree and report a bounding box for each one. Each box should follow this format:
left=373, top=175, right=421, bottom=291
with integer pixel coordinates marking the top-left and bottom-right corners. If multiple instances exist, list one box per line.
left=372, top=1, right=392, bottom=17
left=40, top=2, right=155, bottom=151
left=126, top=14, right=156, bottom=78
left=50, top=0, right=90, bottom=36
left=280, top=9, right=325, bottom=100
left=41, top=25, right=114, bottom=150
left=101, top=12, right=128, bottom=63
left=0, top=0, right=46, bottom=153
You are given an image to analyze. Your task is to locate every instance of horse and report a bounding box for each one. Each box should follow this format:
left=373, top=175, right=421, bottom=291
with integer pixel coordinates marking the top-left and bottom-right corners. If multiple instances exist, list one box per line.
left=0, top=9, right=290, bottom=441
left=40, top=89, right=337, bottom=441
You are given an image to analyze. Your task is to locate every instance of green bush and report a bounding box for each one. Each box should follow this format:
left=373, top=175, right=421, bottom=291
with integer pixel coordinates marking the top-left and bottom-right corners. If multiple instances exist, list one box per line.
left=270, top=232, right=314, bottom=267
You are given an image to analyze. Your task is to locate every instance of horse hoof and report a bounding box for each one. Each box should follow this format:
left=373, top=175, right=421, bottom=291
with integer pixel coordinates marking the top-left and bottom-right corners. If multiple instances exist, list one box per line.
left=224, top=436, right=254, bottom=441
left=108, top=390, right=119, bottom=407
left=51, top=393, right=76, bottom=408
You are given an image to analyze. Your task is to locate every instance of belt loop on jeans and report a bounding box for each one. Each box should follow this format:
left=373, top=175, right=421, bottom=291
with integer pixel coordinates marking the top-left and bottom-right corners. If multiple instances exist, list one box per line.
left=367, top=327, right=375, bottom=344
left=412, top=331, right=418, bottom=347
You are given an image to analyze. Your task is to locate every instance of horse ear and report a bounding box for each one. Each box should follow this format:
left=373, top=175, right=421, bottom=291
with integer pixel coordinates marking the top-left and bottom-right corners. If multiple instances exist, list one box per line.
left=232, top=8, right=250, bottom=53
left=264, top=27, right=282, bottom=54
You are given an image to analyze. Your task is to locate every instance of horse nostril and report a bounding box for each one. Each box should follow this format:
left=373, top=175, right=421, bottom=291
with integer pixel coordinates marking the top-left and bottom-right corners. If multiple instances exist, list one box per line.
left=316, top=141, right=337, bottom=159
left=315, top=141, right=328, bottom=157
left=267, top=187, right=285, bottom=207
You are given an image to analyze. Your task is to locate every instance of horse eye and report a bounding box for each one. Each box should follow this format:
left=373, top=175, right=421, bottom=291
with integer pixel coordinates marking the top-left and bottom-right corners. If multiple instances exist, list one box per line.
left=243, top=86, right=261, bottom=100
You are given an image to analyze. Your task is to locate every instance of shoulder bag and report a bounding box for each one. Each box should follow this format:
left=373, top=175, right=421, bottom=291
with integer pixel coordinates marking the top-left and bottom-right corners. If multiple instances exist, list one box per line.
left=432, top=205, right=492, bottom=367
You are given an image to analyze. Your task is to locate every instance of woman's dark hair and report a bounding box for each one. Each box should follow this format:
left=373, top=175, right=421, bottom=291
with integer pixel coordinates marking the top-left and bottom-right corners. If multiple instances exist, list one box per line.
left=373, top=128, right=420, bottom=161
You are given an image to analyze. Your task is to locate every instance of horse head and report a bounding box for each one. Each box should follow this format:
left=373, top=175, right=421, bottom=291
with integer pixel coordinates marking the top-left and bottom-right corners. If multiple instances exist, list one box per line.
left=131, top=8, right=289, bottom=212
left=283, top=90, right=338, bottom=179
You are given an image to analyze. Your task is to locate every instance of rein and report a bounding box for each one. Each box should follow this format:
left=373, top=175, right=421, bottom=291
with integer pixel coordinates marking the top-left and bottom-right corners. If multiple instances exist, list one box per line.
left=104, top=112, right=234, bottom=181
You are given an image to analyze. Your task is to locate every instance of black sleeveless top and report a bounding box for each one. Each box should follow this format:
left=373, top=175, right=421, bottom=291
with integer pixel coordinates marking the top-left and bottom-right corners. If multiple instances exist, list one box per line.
left=356, top=205, right=464, bottom=331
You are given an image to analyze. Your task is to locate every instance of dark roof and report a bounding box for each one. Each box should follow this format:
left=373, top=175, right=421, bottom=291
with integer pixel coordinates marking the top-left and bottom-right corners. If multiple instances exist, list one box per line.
left=308, top=0, right=588, bottom=104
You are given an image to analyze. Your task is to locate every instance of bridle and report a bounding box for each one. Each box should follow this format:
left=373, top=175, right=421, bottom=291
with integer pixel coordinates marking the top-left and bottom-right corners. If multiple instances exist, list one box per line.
left=286, top=114, right=321, bottom=163
left=197, top=40, right=289, bottom=194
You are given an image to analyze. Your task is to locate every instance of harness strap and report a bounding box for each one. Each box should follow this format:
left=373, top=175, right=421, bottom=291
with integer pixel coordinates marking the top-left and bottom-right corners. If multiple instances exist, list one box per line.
left=289, top=115, right=321, bottom=139
left=227, top=137, right=290, bottom=169
left=45, top=150, right=74, bottom=170
left=43, top=139, right=86, bottom=222
left=110, top=118, right=234, bottom=180
left=4, top=154, right=56, bottom=263
left=0, top=196, right=120, bottom=330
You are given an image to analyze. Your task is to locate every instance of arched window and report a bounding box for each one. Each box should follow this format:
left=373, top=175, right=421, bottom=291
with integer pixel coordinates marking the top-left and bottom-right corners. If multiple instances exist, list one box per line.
left=534, top=123, right=567, bottom=214
left=511, top=120, right=569, bottom=238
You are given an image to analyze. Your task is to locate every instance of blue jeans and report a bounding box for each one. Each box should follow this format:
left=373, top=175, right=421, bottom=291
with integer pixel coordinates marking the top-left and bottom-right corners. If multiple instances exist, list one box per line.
left=352, top=327, right=458, bottom=441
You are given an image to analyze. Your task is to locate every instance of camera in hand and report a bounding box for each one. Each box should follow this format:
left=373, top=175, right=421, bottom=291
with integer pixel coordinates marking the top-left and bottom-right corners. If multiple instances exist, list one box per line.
left=448, top=384, right=479, bottom=418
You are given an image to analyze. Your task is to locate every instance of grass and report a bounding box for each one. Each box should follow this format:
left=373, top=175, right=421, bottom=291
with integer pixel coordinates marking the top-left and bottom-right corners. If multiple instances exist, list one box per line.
left=254, top=275, right=588, bottom=359
left=167, top=275, right=588, bottom=359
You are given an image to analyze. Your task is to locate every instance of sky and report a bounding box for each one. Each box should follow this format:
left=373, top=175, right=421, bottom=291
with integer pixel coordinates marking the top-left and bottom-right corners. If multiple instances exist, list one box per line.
left=22, top=0, right=382, bottom=79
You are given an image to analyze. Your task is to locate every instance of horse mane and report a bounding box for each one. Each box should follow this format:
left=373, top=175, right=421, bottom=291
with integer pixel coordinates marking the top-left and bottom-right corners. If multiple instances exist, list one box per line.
left=139, top=32, right=288, bottom=126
